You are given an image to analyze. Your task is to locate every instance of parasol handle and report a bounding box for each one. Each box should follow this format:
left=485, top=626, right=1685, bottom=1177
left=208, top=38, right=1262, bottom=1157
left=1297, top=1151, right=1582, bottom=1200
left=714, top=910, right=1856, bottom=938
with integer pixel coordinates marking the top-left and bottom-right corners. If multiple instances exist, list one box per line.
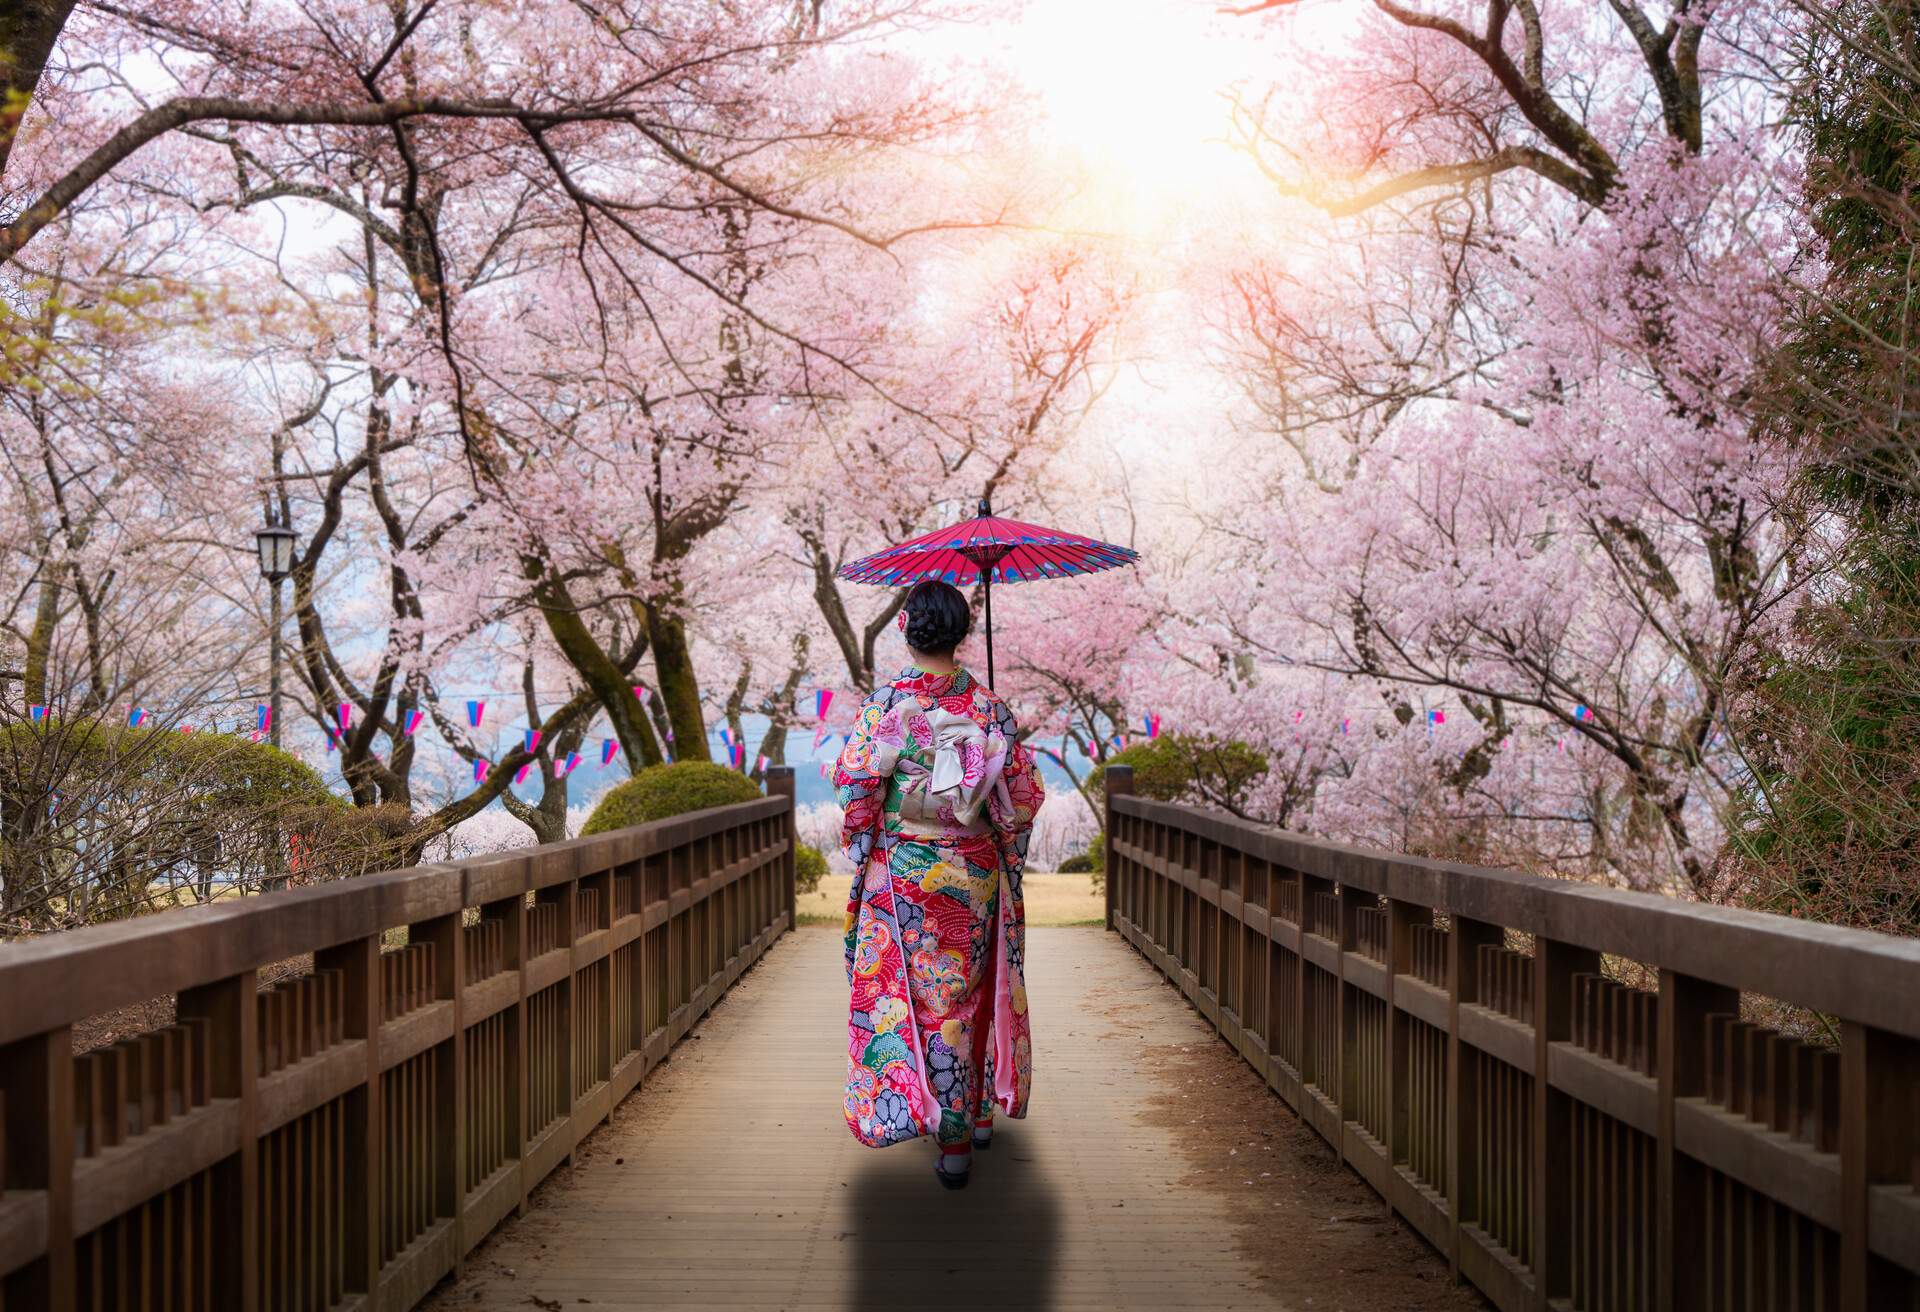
left=980, top=492, right=994, bottom=686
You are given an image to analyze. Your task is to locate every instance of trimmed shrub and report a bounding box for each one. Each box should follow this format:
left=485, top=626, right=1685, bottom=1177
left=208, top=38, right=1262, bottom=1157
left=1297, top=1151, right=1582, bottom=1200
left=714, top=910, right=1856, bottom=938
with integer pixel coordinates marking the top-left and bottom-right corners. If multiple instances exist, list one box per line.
left=1057, top=851, right=1096, bottom=874
left=581, top=760, right=763, bottom=836
left=1090, top=734, right=1269, bottom=818
left=796, top=843, right=829, bottom=895
left=0, top=720, right=371, bottom=934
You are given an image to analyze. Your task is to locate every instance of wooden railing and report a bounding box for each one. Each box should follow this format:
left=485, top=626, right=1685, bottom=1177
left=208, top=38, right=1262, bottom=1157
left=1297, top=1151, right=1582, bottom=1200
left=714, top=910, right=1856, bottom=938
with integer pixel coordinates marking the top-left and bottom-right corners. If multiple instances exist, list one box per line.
left=1103, top=767, right=1920, bottom=1312
left=0, top=769, right=797, bottom=1311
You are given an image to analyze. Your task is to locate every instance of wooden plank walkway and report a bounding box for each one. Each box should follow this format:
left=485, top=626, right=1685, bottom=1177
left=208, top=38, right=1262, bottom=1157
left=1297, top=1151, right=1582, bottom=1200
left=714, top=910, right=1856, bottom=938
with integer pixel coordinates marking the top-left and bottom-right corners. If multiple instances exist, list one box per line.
left=423, top=927, right=1474, bottom=1312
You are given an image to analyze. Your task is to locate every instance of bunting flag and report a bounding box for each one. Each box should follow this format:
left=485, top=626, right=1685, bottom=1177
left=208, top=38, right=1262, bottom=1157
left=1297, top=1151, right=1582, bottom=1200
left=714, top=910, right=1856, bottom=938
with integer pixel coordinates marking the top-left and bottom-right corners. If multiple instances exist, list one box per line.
left=467, top=699, right=485, bottom=728
left=324, top=726, right=337, bottom=751
left=336, top=702, right=352, bottom=734
left=1342, top=717, right=1350, bottom=735
left=1428, top=709, right=1446, bottom=725
left=665, top=728, right=674, bottom=743
left=556, top=751, right=582, bottom=778
left=601, top=738, right=619, bottom=766
left=128, top=707, right=147, bottom=728
left=755, top=754, right=769, bottom=775
left=1143, top=712, right=1161, bottom=739
left=248, top=729, right=266, bottom=743
left=402, top=709, right=423, bottom=736
left=514, top=761, right=534, bottom=784
left=633, top=685, right=652, bottom=707
left=819, top=762, right=831, bottom=780
left=179, top=724, right=195, bottom=735
left=1294, top=709, right=1304, bottom=724
left=28, top=704, right=46, bottom=721
left=256, top=704, right=272, bottom=734
left=729, top=741, right=745, bottom=770
left=523, top=728, right=542, bottom=755
left=1575, top=704, right=1593, bottom=722
left=815, top=688, right=834, bottom=719
left=719, top=725, right=735, bottom=750
left=474, top=757, right=490, bottom=782
left=813, top=721, right=831, bottom=750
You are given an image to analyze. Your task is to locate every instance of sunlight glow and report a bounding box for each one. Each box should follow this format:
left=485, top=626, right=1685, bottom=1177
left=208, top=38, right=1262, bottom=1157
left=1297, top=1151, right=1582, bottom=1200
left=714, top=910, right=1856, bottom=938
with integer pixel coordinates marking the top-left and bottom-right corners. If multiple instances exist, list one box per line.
left=999, top=0, right=1278, bottom=235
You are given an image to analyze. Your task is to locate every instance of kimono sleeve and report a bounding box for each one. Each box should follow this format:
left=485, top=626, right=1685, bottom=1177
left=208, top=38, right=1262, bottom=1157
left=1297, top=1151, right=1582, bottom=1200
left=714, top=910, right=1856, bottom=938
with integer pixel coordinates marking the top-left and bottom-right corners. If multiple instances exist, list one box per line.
left=990, top=701, right=1046, bottom=883
left=832, top=690, right=894, bottom=869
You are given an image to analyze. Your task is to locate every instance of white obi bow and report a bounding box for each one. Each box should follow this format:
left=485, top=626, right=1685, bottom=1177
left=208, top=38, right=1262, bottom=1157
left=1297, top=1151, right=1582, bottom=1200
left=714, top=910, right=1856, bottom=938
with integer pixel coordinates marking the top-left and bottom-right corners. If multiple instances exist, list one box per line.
left=880, top=705, right=1010, bottom=830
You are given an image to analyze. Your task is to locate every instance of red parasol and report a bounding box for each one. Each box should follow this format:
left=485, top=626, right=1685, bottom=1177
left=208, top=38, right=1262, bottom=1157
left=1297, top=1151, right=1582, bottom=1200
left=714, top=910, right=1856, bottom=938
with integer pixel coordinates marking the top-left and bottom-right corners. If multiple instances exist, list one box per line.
left=838, top=497, right=1140, bottom=686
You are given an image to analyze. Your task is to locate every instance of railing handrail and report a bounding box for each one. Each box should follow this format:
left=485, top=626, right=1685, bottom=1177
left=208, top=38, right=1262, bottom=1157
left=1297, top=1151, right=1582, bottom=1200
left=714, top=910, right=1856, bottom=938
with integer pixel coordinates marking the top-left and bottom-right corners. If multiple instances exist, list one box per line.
left=0, top=777, right=798, bottom=1310
left=1106, top=770, right=1920, bottom=1310
left=1115, top=793, right=1920, bottom=1038
left=0, top=793, right=788, bottom=1049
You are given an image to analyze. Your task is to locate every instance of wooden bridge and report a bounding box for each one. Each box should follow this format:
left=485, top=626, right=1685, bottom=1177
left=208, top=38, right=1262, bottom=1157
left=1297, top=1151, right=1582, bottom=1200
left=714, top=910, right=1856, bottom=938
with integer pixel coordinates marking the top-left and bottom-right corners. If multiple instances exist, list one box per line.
left=5, top=766, right=1920, bottom=1310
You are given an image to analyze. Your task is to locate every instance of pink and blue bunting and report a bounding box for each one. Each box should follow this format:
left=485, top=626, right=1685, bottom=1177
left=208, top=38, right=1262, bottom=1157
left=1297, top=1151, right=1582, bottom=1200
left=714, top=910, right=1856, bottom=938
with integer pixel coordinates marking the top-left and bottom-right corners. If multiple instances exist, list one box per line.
left=755, top=754, right=768, bottom=774
left=1575, top=704, right=1593, bottom=722
left=514, top=761, right=533, bottom=784
left=633, top=685, right=651, bottom=706
left=128, top=707, right=146, bottom=727
left=1143, top=712, right=1161, bottom=739
left=601, top=738, right=618, bottom=766
left=402, top=709, right=422, bottom=736
left=256, top=704, right=271, bottom=734
left=466, top=700, right=485, bottom=728
left=523, top=729, right=542, bottom=755
left=814, top=688, right=834, bottom=719
left=28, top=704, right=46, bottom=721
left=473, top=758, right=490, bottom=782
left=336, top=702, right=351, bottom=733
left=556, top=751, right=581, bottom=778
left=1428, top=709, right=1446, bottom=725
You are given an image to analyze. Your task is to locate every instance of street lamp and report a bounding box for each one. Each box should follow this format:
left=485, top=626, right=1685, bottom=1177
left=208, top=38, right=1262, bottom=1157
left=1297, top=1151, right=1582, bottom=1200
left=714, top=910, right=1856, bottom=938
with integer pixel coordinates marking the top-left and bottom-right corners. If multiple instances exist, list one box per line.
left=255, top=510, right=297, bottom=750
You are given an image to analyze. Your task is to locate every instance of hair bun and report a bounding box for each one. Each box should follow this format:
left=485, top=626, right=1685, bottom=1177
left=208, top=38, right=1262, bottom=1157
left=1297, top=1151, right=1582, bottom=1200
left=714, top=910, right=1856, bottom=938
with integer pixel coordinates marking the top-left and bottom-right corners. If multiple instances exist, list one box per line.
left=903, top=580, right=972, bottom=655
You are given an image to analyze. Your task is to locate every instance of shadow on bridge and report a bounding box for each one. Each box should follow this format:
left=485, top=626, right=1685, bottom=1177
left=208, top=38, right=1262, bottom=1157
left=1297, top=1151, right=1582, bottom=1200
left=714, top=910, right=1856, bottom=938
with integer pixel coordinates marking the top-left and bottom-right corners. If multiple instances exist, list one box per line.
left=845, top=1142, right=1062, bottom=1310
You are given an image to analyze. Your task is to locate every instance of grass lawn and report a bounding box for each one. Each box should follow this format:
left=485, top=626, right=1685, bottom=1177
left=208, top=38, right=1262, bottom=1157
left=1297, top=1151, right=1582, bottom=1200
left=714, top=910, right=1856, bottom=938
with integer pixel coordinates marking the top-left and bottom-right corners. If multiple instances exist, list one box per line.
left=795, top=871, right=1105, bottom=928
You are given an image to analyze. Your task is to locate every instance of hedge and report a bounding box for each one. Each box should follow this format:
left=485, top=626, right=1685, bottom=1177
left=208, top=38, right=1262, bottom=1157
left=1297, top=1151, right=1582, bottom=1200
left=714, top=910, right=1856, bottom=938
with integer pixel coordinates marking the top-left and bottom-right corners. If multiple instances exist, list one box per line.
left=580, top=760, right=764, bottom=836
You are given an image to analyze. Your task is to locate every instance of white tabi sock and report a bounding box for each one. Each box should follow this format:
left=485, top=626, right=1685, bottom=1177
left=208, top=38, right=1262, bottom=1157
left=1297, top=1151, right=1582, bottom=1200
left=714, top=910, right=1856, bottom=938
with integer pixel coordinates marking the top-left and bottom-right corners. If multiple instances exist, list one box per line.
left=937, top=1148, right=972, bottom=1176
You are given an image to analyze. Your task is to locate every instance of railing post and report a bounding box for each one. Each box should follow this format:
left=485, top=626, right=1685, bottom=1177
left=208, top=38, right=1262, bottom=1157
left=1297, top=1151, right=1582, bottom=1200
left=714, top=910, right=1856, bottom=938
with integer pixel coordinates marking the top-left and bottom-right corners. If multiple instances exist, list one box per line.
left=0, top=1027, right=75, bottom=1308
left=177, top=970, right=260, bottom=1312
left=1656, top=969, right=1738, bottom=1312
left=1448, top=916, right=1504, bottom=1282
left=1104, top=765, right=1133, bottom=933
left=766, top=767, right=796, bottom=934
left=314, top=935, right=378, bottom=1298
left=1385, top=899, right=1428, bottom=1172
left=1533, top=937, right=1600, bottom=1309
left=1841, top=1022, right=1920, bottom=1306
left=417, top=910, right=464, bottom=1262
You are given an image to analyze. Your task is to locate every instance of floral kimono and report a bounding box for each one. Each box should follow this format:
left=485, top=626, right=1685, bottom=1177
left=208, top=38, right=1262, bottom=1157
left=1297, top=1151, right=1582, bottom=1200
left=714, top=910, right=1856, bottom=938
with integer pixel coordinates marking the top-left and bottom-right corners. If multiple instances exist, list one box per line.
left=835, top=666, right=1045, bottom=1151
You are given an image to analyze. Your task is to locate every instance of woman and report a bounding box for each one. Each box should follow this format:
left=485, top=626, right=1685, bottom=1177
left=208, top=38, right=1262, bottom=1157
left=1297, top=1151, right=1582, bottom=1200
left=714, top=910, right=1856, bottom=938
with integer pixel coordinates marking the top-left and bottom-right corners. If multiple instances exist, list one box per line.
left=834, top=579, right=1045, bottom=1189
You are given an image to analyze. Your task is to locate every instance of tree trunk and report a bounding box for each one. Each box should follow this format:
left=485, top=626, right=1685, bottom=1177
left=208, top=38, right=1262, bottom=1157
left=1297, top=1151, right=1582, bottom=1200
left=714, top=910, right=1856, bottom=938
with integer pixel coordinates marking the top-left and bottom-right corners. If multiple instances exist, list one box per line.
left=645, top=598, right=709, bottom=761
left=0, top=0, right=77, bottom=180
left=21, top=564, right=58, bottom=706
left=530, top=566, right=662, bottom=768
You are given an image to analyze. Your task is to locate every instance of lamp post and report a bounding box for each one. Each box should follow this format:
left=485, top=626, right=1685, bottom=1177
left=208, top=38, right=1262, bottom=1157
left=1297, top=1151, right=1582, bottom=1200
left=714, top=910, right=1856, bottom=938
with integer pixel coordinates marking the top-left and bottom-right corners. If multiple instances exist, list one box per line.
left=256, top=508, right=296, bottom=892
left=254, top=510, right=296, bottom=749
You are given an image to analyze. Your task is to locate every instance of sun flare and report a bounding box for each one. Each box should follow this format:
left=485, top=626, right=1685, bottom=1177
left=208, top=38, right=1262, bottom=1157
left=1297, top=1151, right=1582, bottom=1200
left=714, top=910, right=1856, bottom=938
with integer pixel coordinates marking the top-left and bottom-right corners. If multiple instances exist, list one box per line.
left=1000, top=0, right=1278, bottom=233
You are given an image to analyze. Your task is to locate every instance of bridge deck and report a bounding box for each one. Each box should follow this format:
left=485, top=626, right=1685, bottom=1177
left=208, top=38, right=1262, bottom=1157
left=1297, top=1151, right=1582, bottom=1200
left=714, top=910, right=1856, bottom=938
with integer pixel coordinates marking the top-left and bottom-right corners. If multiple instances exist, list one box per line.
left=423, top=926, right=1475, bottom=1311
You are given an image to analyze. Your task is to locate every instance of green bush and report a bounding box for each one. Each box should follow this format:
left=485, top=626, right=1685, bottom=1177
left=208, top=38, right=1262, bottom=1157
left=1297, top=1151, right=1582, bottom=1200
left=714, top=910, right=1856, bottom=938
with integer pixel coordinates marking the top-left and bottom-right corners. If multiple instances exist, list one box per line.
left=581, top=761, right=763, bottom=836
left=1090, top=734, right=1269, bottom=818
left=796, top=843, right=828, bottom=895
left=1058, top=851, right=1095, bottom=874
left=0, top=720, right=372, bottom=933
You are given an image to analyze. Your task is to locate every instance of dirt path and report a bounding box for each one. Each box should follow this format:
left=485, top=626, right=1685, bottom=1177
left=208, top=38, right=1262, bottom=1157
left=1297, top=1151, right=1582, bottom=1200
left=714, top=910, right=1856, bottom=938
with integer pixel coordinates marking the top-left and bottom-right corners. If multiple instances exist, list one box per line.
left=422, top=926, right=1482, bottom=1311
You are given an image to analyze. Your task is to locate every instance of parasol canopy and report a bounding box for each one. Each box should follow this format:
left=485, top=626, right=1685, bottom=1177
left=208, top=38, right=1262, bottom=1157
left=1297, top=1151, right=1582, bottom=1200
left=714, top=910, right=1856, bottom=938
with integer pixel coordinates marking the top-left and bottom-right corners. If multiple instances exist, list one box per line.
left=838, top=497, right=1139, bottom=685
